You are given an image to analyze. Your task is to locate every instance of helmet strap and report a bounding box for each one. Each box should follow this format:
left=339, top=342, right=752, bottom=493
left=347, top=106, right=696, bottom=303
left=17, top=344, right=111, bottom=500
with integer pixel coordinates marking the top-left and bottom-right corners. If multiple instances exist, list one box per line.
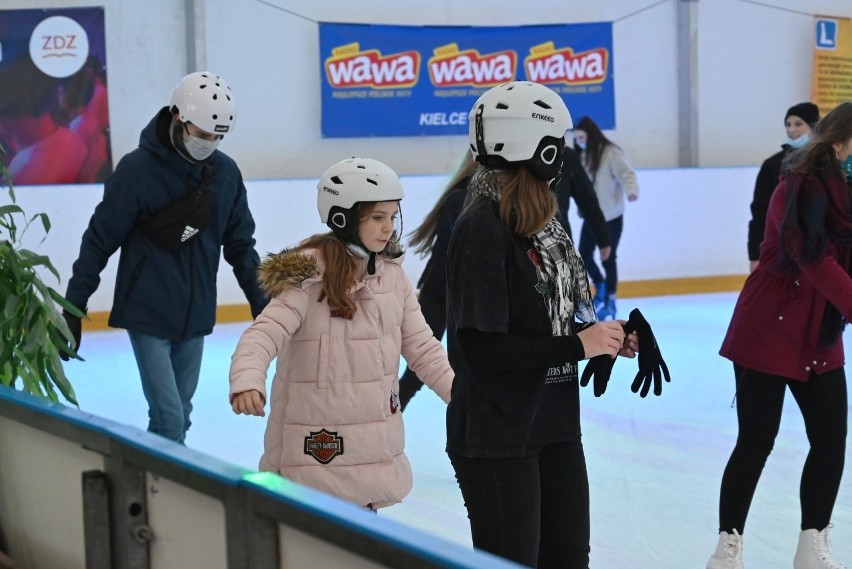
left=328, top=204, right=377, bottom=274
left=474, top=104, right=488, bottom=162
left=346, top=242, right=377, bottom=275
left=169, top=118, right=204, bottom=164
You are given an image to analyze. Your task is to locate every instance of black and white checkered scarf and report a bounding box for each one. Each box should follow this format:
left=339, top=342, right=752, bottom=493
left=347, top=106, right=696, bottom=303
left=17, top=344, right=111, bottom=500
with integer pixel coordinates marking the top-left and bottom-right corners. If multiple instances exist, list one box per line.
left=467, top=168, right=597, bottom=336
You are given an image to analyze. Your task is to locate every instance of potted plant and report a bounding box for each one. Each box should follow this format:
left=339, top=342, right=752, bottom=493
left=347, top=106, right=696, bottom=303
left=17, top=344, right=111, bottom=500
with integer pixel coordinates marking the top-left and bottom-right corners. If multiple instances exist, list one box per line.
left=0, top=144, right=83, bottom=405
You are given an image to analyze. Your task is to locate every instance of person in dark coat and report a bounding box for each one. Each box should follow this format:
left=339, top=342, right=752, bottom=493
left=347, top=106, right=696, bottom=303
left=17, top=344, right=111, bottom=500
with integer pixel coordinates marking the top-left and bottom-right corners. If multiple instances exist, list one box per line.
left=398, top=152, right=476, bottom=410
left=552, top=145, right=612, bottom=265
left=747, top=102, right=819, bottom=272
left=62, top=72, right=268, bottom=444
left=707, top=101, right=852, bottom=569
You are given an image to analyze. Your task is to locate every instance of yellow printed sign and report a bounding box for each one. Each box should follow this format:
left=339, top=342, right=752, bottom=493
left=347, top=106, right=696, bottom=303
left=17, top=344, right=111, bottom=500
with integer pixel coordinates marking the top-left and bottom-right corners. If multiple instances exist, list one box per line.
left=811, top=16, right=852, bottom=116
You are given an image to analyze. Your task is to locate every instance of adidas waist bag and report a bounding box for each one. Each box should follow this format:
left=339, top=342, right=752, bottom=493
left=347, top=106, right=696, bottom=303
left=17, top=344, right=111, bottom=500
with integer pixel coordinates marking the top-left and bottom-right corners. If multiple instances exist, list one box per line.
left=139, top=165, right=213, bottom=253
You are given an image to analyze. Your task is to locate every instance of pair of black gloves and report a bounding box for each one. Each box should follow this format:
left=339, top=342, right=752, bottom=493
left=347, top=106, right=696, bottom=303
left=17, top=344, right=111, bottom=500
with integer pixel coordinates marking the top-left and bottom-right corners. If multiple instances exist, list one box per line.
left=580, top=308, right=670, bottom=398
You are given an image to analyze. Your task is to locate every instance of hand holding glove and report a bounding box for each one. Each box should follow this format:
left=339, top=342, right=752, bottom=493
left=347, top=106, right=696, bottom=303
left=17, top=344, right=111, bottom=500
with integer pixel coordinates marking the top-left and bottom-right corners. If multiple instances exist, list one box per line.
left=577, top=320, right=625, bottom=397
left=580, top=354, right=618, bottom=397
left=625, top=308, right=670, bottom=397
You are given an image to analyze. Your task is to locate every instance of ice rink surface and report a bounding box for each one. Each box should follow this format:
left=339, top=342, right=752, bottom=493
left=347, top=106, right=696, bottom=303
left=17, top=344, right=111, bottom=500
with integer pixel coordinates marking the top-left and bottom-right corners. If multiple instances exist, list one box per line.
left=63, top=292, right=852, bottom=568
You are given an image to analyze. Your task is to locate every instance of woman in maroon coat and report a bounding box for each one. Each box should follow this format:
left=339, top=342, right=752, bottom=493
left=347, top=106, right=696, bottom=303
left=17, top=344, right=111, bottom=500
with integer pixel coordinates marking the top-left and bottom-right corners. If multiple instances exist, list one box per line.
left=707, top=102, right=852, bottom=569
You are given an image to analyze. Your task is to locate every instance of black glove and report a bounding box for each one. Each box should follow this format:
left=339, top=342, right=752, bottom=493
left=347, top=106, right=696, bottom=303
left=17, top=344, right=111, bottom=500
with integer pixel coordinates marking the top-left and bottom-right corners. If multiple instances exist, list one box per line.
left=626, top=308, right=670, bottom=397
left=580, top=354, right=618, bottom=397
left=59, top=310, right=83, bottom=361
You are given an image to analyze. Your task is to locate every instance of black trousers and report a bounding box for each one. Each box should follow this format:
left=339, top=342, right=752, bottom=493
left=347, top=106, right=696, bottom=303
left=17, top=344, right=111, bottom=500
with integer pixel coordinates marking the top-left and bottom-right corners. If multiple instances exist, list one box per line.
left=450, top=440, right=590, bottom=569
left=398, top=290, right=446, bottom=410
left=718, top=364, right=847, bottom=533
left=578, top=215, right=623, bottom=295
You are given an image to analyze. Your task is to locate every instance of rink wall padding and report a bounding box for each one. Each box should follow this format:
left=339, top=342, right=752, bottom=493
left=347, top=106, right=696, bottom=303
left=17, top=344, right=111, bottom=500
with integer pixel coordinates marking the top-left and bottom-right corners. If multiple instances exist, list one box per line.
left=14, top=165, right=757, bottom=330
left=0, top=385, right=522, bottom=569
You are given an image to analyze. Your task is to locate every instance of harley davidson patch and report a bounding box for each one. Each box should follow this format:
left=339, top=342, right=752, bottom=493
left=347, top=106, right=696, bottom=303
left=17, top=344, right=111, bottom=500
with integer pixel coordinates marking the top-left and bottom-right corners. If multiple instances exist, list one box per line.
left=304, top=429, right=344, bottom=464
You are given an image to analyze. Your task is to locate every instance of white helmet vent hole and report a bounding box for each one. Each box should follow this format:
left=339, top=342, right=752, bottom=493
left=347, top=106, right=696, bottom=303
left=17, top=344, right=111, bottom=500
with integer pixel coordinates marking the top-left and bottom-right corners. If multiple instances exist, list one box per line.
left=199, top=85, right=207, bottom=89
left=213, top=94, right=218, bottom=100
left=534, top=100, right=552, bottom=109
left=366, top=178, right=378, bottom=186
left=496, top=103, right=508, bottom=110
left=330, top=176, right=343, bottom=184
left=494, top=143, right=504, bottom=151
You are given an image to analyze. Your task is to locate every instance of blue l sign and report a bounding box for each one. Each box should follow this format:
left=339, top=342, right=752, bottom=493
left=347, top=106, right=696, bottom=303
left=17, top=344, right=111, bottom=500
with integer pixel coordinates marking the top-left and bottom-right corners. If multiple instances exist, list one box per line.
left=816, top=19, right=837, bottom=50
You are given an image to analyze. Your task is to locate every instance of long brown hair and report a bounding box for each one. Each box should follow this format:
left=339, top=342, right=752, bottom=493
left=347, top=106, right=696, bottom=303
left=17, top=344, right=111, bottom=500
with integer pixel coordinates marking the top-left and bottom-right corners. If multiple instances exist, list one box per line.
left=499, top=166, right=558, bottom=236
left=409, top=152, right=477, bottom=256
left=787, top=101, right=852, bottom=177
left=573, top=115, right=619, bottom=179
left=297, top=202, right=395, bottom=317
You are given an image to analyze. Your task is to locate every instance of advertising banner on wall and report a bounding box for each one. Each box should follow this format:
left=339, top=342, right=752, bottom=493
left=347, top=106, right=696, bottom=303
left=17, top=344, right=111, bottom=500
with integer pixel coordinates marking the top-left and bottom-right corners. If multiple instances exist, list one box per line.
left=319, top=22, right=614, bottom=138
left=0, top=7, right=111, bottom=186
left=811, top=16, right=852, bottom=117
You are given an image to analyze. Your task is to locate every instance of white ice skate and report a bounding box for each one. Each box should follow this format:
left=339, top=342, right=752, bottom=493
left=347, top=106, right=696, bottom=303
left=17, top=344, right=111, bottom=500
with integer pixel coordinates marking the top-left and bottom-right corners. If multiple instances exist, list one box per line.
left=794, top=525, right=847, bottom=569
left=706, top=530, right=744, bottom=569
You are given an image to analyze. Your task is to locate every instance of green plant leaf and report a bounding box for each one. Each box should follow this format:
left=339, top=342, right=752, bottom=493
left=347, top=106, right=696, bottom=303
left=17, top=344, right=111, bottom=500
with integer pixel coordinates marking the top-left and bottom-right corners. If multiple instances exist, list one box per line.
left=1, top=164, right=78, bottom=405
left=19, top=249, right=60, bottom=281
left=44, top=352, right=78, bottom=406
left=49, top=323, right=82, bottom=361
left=0, top=205, right=23, bottom=217
left=0, top=360, right=14, bottom=387
left=48, top=288, right=86, bottom=318
left=3, top=292, right=20, bottom=315
left=31, top=212, right=51, bottom=235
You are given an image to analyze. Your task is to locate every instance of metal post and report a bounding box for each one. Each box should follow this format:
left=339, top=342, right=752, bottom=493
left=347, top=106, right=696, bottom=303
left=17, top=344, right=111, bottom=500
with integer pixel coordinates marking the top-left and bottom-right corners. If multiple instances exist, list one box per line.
left=103, top=454, right=150, bottom=569
left=82, top=470, right=112, bottom=569
left=185, top=0, right=207, bottom=73
left=677, top=0, right=699, bottom=166
left=224, top=490, right=278, bottom=569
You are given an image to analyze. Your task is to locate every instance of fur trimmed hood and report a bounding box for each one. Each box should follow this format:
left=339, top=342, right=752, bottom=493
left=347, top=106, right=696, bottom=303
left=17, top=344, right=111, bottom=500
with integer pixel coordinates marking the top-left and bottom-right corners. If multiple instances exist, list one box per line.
left=257, top=249, right=321, bottom=298
left=257, top=244, right=405, bottom=298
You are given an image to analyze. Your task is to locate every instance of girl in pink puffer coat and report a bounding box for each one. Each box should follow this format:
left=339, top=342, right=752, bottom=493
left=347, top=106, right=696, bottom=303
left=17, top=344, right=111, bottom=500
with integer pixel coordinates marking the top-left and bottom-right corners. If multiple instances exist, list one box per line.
left=229, top=158, right=453, bottom=510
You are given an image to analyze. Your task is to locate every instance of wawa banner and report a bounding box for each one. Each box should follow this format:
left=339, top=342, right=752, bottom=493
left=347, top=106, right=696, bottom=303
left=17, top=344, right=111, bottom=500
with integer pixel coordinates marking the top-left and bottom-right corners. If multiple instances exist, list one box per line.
left=319, top=22, right=614, bottom=137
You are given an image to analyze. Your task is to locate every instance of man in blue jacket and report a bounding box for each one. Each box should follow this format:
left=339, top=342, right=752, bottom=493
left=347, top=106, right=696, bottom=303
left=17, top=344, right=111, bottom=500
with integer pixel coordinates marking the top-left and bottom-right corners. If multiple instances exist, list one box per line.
left=63, top=71, right=268, bottom=443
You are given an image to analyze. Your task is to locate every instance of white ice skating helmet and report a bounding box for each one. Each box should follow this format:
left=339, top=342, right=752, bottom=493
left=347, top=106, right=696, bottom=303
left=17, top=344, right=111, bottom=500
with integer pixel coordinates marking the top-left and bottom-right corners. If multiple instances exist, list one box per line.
left=317, top=157, right=405, bottom=229
left=468, top=81, right=573, bottom=180
left=170, top=71, right=237, bottom=134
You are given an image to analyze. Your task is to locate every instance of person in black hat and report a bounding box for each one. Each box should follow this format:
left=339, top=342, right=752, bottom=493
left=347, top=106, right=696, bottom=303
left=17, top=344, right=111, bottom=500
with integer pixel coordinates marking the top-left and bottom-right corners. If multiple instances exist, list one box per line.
left=747, top=102, right=820, bottom=271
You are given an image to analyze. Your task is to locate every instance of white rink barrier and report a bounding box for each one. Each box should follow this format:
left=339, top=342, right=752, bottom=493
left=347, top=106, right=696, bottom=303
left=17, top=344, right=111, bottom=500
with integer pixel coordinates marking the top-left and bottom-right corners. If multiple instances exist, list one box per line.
left=0, top=386, right=523, bottom=569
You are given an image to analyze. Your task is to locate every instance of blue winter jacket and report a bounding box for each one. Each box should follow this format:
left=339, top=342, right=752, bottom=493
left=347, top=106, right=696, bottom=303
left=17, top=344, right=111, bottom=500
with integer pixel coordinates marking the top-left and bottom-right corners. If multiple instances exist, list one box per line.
left=65, top=107, right=268, bottom=341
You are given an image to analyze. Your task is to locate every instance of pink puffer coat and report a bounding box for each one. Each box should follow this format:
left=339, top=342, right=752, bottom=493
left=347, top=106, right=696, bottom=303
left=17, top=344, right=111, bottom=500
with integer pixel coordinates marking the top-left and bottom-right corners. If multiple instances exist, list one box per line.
left=229, top=248, right=453, bottom=509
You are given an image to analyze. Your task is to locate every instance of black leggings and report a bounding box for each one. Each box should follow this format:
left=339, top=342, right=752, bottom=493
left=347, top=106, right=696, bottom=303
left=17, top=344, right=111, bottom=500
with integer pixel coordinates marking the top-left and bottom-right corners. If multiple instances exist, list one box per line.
left=718, top=364, right=847, bottom=533
left=450, top=440, right=590, bottom=569
left=398, top=290, right=446, bottom=410
left=578, top=215, right=623, bottom=295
